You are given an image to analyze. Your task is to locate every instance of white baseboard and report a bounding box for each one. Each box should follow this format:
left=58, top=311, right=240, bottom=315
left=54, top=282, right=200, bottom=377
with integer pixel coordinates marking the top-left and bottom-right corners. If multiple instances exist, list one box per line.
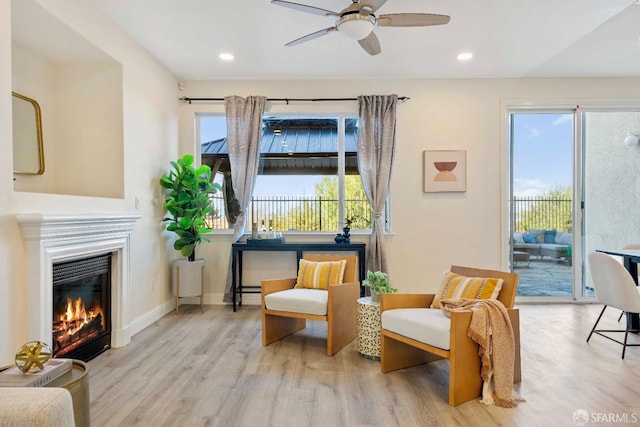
left=129, top=299, right=174, bottom=337
left=128, top=293, right=261, bottom=338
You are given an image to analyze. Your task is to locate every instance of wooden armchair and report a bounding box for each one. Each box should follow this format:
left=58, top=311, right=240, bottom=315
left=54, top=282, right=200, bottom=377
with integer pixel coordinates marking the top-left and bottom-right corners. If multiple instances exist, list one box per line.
left=261, top=254, right=360, bottom=356
left=379, top=265, right=521, bottom=406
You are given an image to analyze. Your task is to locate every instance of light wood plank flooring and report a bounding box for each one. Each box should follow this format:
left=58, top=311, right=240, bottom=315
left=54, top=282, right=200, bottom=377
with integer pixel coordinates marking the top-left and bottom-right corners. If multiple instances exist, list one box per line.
left=87, top=304, right=640, bottom=426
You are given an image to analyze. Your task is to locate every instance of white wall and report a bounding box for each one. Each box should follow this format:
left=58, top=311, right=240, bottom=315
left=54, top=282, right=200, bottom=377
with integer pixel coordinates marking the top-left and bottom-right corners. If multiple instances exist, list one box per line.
left=180, top=79, right=640, bottom=304
left=11, top=44, right=56, bottom=193
left=584, top=112, right=640, bottom=252
left=0, top=0, right=16, bottom=366
left=51, top=61, right=124, bottom=197
left=12, top=22, right=124, bottom=197
left=0, top=0, right=179, bottom=365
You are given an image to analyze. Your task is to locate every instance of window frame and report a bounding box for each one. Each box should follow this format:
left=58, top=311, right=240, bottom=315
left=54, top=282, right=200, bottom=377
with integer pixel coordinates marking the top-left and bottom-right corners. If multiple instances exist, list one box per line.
left=196, top=111, right=391, bottom=235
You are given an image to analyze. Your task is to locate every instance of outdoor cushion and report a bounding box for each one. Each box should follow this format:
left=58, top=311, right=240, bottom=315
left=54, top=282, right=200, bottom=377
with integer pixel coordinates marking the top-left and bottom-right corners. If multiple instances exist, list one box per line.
left=544, top=230, right=557, bottom=243
left=513, top=232, right=525, bottom=244
left=264, top=288, right=328, bottom=315
left=555, top=232, right=572, bottom=245
left=522, top=234, right=536, bottom=244
left=528, top=229, right=546, bottom=243
left=381, top=308, right=451, bottom=350
left=540, top=244, right=567, bottom=251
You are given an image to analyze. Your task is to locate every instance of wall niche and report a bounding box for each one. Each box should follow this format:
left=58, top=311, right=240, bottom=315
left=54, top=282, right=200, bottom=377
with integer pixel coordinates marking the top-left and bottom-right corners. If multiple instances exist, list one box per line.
left=11, top=0, right=124, bottom=198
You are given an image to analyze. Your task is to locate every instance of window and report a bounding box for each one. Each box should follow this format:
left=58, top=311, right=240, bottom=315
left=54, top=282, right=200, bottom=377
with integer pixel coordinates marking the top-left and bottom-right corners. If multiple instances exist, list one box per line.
left=198, top=114, right=376, bottom=233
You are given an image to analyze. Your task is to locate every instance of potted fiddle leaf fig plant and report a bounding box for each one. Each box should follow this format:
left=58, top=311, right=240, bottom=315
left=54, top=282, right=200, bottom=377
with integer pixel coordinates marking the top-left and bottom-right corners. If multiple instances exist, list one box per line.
left=362, top=270, right=398, bottom=302
left=159, top=154, right=222, bottom=311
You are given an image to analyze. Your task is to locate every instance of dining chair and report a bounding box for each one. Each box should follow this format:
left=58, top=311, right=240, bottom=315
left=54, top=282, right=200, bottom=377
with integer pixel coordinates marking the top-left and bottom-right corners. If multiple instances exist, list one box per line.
left=260, top=254, right=360, bottom=356
left=587, top=252, right=640, bottom=358
left=616, top=244, right=640, bottom=322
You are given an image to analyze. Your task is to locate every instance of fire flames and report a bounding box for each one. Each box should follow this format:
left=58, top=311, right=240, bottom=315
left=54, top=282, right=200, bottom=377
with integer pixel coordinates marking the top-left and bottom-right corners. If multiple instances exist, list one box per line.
left=55, top=297, right=103, bottom=336
left=52, top=296, right=104, bottom=357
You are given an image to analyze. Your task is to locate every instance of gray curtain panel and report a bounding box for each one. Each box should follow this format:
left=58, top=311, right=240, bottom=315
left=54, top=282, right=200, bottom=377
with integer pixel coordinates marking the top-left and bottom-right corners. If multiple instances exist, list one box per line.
left=223, top=95, right=266, bottom=303
left=357, top=94, right=398, bottom=274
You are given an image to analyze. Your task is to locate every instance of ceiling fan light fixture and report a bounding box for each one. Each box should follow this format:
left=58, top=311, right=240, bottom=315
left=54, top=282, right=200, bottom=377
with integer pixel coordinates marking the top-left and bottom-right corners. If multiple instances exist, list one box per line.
left=337, top=13, right=376, bottom=40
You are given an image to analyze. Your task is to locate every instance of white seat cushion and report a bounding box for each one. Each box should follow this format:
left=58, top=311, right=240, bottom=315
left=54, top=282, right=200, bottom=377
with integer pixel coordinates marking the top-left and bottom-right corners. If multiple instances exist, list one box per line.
left=264, top=288, right=328, bottom=316
left=381, top=308, right=451, bottom=350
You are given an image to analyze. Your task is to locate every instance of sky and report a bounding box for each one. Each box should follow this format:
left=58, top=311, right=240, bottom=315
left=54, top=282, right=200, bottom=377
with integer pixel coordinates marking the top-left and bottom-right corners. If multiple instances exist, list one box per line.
left=199, top=113, right=575, bottom=198
left=512, top=113, right=573, bottom=197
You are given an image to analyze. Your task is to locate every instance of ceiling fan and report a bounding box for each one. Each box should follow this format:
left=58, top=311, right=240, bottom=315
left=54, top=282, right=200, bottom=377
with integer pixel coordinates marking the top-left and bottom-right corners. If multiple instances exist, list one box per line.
left=271, top=0, right=450, bottom=56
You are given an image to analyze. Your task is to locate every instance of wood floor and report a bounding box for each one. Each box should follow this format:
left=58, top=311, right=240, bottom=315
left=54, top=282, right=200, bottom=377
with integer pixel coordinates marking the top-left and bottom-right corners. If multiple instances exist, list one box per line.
left=87, top=304, right=640, bottom=427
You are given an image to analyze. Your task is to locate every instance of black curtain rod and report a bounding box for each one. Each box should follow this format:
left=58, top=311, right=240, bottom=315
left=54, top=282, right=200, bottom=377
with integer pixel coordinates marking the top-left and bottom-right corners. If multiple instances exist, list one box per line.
left=179, top=96, right=409, bottom=105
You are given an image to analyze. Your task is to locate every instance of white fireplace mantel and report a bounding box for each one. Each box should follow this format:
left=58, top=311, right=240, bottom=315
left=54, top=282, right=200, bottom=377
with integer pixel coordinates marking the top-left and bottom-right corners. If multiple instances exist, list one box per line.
left=17, top=213, right=141, bottom=349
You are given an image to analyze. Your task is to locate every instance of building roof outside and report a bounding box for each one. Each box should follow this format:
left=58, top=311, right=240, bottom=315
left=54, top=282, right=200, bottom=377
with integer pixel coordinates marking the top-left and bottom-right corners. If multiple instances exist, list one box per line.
left=202, top=117, right=359, bottom=175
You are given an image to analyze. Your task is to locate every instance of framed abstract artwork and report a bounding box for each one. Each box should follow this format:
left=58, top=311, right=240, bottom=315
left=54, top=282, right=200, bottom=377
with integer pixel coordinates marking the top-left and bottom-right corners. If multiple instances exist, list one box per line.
left=423, top=150, right=466, bottom=192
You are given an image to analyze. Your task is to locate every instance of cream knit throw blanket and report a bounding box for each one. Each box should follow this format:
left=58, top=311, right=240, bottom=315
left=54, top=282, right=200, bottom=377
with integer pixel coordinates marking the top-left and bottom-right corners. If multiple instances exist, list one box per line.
left=440, top=298, right=524, bottom=408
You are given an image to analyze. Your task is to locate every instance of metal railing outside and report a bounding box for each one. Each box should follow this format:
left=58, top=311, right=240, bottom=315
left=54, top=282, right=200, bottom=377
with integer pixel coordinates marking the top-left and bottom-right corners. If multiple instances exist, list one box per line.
left=207, top=195, right=372, bottom=232
left=511, top=196, right=572, bottom=232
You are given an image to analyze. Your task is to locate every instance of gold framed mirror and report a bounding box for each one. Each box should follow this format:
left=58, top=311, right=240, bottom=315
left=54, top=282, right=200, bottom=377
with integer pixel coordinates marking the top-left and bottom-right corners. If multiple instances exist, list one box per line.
left=12, top=91, right=45, bottom=175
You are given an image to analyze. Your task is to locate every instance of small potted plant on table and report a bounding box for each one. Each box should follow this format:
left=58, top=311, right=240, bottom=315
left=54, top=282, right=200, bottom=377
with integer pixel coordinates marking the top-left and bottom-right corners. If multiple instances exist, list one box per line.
left=362, top=270, right=397, bottom=302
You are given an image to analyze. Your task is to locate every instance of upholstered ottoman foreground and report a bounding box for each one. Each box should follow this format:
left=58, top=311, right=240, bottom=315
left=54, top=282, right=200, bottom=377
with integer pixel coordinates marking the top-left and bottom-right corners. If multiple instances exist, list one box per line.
left=0, top=387, right=75, bottom=427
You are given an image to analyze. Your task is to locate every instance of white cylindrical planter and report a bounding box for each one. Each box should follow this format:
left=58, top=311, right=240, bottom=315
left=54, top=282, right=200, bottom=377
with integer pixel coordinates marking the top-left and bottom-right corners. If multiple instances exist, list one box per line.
left=172, top=258, right=205, bottom=314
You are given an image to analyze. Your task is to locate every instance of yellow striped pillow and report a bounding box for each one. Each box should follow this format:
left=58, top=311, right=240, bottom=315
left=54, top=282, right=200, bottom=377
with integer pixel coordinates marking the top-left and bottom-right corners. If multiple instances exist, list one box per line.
left=294, top=259, right=347, bottom=290
left=431, top=271, right=503, bottom=309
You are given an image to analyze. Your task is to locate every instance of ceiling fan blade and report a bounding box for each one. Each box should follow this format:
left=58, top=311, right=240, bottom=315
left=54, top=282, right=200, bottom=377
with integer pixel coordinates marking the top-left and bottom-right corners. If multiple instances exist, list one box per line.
left=378, top=13, right=450, bottom=27
left=358, top=31, right=381, bottom=56
left=271, top=0, right=339, bottom=17
left=285, top=27, right=336, bottom=47
left=359, top=0, right=388, bottom=12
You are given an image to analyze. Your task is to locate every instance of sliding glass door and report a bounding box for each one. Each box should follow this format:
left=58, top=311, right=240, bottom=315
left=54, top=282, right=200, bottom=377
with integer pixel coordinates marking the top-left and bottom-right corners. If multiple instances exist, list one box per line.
left=509, top=111, right=575, bottom=299
left=509, top=106, right=640, bottom=300
left=582, top=111, right=640, bottom=297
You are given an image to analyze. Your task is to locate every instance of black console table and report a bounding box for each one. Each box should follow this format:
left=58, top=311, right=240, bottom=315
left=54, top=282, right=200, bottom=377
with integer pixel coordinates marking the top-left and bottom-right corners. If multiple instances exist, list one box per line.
left=231, top=242, right=366, bottom=311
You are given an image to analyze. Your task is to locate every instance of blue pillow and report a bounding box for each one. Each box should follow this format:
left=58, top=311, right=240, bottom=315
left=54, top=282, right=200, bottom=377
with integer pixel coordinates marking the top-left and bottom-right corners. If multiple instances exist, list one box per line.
left=523, top=234, right=536, bottom=244
left=544, top=230, right=557, bottom=244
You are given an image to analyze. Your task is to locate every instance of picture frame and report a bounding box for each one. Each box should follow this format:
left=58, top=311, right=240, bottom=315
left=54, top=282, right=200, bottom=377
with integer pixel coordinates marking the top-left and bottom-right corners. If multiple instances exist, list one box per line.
left=423, top=150, right=466, bottom=192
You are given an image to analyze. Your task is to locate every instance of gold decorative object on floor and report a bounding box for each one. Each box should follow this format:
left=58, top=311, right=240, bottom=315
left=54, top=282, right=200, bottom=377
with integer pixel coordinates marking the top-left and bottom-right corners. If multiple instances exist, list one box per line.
left=15, top=341, right=52, bottom=372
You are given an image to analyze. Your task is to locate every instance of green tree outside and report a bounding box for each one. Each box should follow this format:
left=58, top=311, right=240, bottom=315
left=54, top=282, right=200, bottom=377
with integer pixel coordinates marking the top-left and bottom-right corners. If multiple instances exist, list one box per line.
left=515, top=186, right=572, bottom=232
left=283, top=175, right=372, bottom=231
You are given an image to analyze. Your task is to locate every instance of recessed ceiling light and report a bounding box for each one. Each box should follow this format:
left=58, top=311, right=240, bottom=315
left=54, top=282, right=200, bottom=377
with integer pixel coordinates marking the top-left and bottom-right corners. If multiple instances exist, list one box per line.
left=219, top=53, right=234, bottom=61
left=457, top=52, right=473, bottom=61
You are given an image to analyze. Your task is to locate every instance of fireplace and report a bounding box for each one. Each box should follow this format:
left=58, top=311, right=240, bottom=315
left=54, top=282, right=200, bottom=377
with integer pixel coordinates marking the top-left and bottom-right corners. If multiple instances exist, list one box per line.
left=52, top=254, right=112, bottom=361
left=17, top=213, right=140, bottom=356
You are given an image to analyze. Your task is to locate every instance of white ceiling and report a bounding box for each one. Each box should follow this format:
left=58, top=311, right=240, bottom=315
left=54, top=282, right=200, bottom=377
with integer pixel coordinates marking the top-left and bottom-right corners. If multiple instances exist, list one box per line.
left=85, top=0, right=640, bottom=80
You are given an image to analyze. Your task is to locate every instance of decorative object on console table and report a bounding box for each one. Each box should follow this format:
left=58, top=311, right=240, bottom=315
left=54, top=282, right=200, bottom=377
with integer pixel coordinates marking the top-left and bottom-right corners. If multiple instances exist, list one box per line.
left=362, top=270, right=397, bottom=302
left=337, top=216, right=354, bottom=244
left=159, top=154, right=222, bottom=313
left=342, top=226, right=351, bottom=243
left=423, top=150, right=466, bottom=192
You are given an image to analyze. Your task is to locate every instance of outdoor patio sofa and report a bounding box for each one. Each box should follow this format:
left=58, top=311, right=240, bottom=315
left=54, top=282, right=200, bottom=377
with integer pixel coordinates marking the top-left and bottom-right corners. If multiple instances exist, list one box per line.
left=513, top=229, right=572, bottom=264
